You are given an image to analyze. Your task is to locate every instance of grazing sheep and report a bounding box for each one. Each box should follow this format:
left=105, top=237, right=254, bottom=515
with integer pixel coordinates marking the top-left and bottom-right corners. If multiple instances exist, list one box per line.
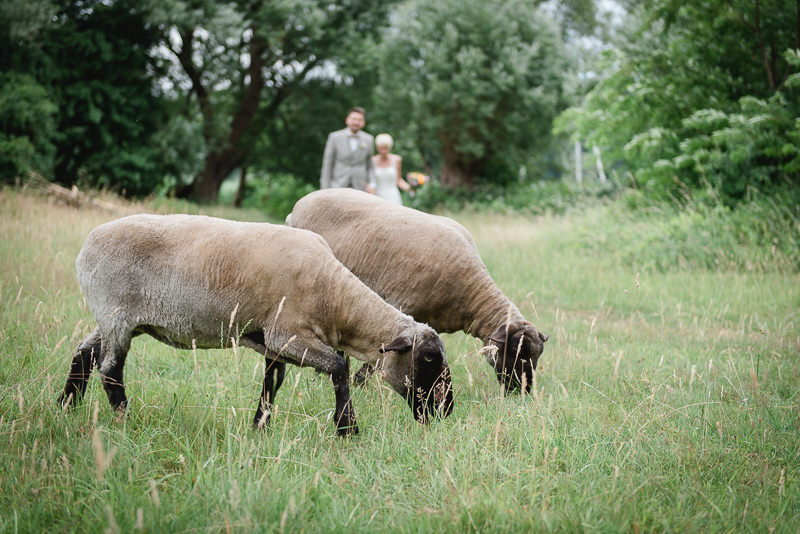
left=59, top=214, right=453, bottom=435
left=286, top=188, right=548, bottom=393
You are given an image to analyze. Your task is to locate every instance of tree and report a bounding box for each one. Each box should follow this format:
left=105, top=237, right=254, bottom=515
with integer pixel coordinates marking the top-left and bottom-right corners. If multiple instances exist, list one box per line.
left=557, top=0, right=800, bottom=202
left=1, top=0, right=58, bottom=181
left=1, top=0, right=167, bottom=194
left=154, top=0, right=394, bottom=202
left=46, top=0, right=167, bottom=195
left=374, top=0, right=570, bottom=189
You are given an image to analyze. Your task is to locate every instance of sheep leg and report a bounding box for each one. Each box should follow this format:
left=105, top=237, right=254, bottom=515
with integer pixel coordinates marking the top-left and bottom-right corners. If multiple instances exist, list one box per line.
left=253, top=359, right=286, bottom=429
left=331, top=354, right=358, bottom=436
left=279, top=339, right=359, bottom=436
left=96, top=334, right=131, bottom=414
left=352, top=362, right=375, bottom=387
left=59, top=328, right=102, bottom=408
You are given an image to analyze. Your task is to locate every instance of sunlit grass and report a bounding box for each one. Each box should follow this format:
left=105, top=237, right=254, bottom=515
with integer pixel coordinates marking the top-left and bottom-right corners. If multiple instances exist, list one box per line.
left=1, top=187, right=798, bottom=532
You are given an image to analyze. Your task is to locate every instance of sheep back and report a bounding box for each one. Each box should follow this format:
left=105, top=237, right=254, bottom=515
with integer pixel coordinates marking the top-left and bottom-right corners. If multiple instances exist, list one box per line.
left=76, top=213, right=399, bottom=355
left=287, top=189, right=514, bottom=337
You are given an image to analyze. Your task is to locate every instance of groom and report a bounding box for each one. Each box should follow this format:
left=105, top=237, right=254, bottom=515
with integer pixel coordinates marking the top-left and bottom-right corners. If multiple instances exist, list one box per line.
left=320, top=107, right=376, bottom=193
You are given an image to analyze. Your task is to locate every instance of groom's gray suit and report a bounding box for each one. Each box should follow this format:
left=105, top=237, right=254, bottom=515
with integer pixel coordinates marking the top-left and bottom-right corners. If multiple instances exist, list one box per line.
left=320, top=128, right=375, bottom=190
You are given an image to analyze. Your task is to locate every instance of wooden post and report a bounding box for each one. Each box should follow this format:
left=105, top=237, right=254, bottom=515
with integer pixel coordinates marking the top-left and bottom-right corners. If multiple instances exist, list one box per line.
left=593, top=145, right=607, bottom=183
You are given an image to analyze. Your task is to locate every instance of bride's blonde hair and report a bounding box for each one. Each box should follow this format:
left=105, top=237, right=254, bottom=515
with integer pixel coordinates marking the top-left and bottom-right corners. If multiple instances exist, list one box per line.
left=375, top=133, right=393, bottom=149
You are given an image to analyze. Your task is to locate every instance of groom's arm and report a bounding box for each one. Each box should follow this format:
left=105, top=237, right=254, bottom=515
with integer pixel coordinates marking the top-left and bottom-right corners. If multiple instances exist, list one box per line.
left=320, top=133, right=336, bottom=189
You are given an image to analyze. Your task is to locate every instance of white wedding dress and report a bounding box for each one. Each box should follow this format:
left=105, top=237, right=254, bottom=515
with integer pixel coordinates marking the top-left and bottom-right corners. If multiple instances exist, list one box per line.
left=374, top=159, right=403, bottom=205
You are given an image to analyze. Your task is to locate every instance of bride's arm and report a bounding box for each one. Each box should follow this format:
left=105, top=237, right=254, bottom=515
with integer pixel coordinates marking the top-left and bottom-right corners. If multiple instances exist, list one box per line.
left=395, top=155, right=411, bottom=192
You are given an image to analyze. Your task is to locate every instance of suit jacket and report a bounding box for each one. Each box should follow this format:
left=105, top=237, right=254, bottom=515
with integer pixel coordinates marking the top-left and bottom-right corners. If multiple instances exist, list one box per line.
left=320, top=128, right=375, bottom=190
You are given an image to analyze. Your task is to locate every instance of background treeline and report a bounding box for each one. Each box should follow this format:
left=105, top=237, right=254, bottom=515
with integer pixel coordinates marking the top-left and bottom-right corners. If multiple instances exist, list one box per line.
left=1, top=0, right=799, bottom=215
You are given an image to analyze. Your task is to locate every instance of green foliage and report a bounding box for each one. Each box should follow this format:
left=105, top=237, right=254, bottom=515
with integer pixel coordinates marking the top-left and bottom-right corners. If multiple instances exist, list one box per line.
left=407, top=178, right=616, bottom=216
left=557, top=0, right=800, bottom=204
left=632, top=88, right=800, bottom=200
left=0, top=73, right=57, bottom=180
left=248, top=79, right=375, bottom=187
left=149, top=110, right=206, bottom=193
left=1, top=0, right=168, bottom=195
left=572, top=185, right=800, bottom=272
left=374, top=0, right=570, bottom=188
left=45, top=0, right=167, bottom=195
left=238, top=172, right=316, bottom=220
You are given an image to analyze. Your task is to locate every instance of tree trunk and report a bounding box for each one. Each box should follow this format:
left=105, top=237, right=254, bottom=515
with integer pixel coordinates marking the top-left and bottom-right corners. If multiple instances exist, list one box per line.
left=190, top=150, right=239, bottom=202
left=176, top=28, right=265, bottom=203
left=440, top=161, right=476, bottom=189
left=233, top=166, right=247, bottom=207
left=439, top=140, right=479, bottom=189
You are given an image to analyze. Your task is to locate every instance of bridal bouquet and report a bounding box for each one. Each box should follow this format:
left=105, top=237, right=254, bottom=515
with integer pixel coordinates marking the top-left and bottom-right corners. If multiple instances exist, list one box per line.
left=406, top=172, right=429, bottom=189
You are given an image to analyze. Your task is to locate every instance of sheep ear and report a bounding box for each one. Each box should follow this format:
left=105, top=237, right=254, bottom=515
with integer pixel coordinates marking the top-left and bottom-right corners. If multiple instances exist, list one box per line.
left=488, top=325, right=508, bottom=344
left=539, top=331, right=549, bottom=343
left=380, top=336, right=413, bottom=353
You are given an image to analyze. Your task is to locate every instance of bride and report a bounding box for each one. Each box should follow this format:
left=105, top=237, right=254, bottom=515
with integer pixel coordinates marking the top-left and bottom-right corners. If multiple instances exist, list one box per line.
left=372, top=133, right=411, bottom=204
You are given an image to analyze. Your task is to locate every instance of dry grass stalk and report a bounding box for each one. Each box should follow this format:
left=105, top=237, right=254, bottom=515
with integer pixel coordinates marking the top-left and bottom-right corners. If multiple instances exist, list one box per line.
left=92, top=427, right=117, bottom=482
left=105, top=504, right=120, bottom=534
left=135, top=508, right=144, bottom=530
left=150, top=479, right=161, bottom=507
left=612, top=351, right=624, bottom=384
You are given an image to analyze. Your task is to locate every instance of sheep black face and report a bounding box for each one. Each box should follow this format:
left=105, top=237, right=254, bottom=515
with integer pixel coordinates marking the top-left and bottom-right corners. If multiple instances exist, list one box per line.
left=486, top=321, right=548, bottom=393
left=380, top=328, right=454, bottom=422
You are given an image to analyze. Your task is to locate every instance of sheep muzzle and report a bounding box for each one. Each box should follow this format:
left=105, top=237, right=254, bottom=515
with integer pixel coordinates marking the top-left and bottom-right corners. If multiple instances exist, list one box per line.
left=406, top=364, right=454, bottom=423
left=486, top=324, right=546, bottom=393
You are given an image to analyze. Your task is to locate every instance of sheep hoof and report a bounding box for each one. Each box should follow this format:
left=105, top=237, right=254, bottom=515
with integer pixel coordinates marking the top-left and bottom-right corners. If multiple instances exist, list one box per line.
left=58, top=391, right=79, bottom=411
left=336, top=423, right=359, bottom=437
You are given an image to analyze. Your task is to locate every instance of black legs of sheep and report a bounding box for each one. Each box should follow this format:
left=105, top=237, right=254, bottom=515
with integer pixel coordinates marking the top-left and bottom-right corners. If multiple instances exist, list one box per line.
left=59, top=328, right=101, bottom=407
left=59, top=327, right=129, bottom=413
left=61, top=332, right=360, bottom=436
left=330, top=355, right=358, bottom=436
left=253, top=354, right=358, bottom=436
left=253, top=360, right=286, bottom=429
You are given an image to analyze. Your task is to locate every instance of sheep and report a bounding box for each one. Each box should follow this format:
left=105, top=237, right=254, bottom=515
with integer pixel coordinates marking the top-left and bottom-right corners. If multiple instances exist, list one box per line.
left=59, top=214, right=453, bottom=435
left=286, top=188, right=548, bottom=393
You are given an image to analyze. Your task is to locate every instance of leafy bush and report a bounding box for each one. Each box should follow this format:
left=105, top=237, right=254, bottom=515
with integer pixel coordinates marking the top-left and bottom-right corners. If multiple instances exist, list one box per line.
left=238, top=173, right=316, bottom=220
left=406, top=178, right=617, bottom=215
left=630, top=83, right=800, bottom=203
left=0, top=73, right=57, bottom=181
left=556, top=1, right=800, bottom=207
left=576, top=186, right=800, bottom=272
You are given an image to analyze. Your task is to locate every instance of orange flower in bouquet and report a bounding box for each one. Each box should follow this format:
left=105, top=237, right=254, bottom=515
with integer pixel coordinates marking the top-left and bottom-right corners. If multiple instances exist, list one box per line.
left=406, top=172, right=429, bottom=188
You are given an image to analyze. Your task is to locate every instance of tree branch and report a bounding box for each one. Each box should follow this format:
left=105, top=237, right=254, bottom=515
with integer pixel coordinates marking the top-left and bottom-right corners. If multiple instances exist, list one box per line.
left=174, top=27, right=215, bottom=141
left=728, top=0, right=776, bottom=90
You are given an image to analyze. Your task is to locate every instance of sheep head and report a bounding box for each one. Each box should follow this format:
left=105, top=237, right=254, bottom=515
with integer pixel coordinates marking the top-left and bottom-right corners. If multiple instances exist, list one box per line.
left=485, top=320, right=547, bottom=393
left=379, top=325, right=454, bottom=422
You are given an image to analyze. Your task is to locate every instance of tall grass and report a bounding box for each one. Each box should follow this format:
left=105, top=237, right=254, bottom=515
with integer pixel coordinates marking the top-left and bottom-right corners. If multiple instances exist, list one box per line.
left=1, top=187, right=798, bottom=532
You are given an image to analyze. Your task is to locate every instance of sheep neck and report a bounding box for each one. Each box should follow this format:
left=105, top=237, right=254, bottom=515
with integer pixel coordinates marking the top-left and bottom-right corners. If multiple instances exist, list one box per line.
left=327, top=270, right=414, bottom=364
left=467, top=284, right=526, bottom=343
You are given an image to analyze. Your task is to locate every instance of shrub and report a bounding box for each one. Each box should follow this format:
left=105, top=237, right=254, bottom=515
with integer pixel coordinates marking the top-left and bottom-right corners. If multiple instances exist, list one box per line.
left=576, top=185, right=800, bottom=272
left=406, top=179, right=618, bottom=215
left=239, top=173, right=315, bottom=220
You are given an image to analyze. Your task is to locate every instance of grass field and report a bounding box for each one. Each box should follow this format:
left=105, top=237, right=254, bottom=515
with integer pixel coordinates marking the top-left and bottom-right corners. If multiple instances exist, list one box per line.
left=1, top=187, right=798, bottom=532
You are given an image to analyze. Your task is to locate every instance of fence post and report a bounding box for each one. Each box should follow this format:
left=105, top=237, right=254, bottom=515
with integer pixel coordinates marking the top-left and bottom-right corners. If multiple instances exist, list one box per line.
left=593, top=145, right=607, bottom=183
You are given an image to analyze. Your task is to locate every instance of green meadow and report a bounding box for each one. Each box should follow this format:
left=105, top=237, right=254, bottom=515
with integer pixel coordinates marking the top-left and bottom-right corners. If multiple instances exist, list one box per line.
left=1, top=188, right=798, bottom=532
